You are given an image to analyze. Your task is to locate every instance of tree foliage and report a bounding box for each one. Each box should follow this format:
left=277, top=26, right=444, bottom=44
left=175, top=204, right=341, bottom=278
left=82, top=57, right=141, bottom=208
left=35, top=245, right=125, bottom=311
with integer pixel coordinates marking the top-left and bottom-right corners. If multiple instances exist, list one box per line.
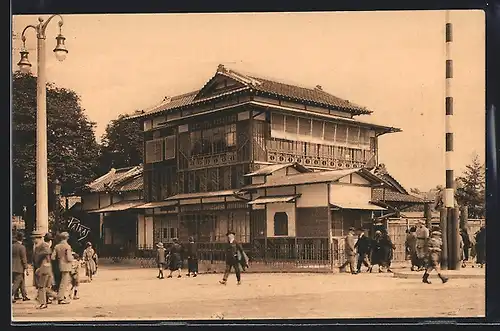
left=98, top=112, right=143, bottom=174
left=455, top=155, right=485, bottom=218
left=12, top=71, right=100, bottom=230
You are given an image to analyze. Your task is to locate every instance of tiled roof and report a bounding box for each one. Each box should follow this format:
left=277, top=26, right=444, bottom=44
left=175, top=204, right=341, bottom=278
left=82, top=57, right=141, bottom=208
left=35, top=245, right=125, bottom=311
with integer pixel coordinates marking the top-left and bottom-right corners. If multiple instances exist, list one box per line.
left=139, top=91, right=199, bottom=115
left=240, top=168, right=382, bottom=190
left=244, top=162, right=312, bottom=177
left=87, top=200, right=145, bottom=213
left=129, top=65, right=374, bottom=119
left=248, top=76, right=371, bottom=115
left=372, top=188, right=427, bottom=204
left=115, top=175, right=143, bottom=192
left=86, top=165, right=143, bottom=193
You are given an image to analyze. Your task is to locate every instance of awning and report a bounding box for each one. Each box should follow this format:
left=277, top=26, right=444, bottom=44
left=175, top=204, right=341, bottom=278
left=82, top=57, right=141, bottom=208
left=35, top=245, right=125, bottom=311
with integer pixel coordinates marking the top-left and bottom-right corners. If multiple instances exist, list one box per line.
left=248, top=195, right=299, bottom=205
left=133, top=200, right=178, bottom=209
left=165, top=190, right=238, bottom=201
left=330, top=201, right=387, bottom=211
left=87, top=200, right=145, bottom=213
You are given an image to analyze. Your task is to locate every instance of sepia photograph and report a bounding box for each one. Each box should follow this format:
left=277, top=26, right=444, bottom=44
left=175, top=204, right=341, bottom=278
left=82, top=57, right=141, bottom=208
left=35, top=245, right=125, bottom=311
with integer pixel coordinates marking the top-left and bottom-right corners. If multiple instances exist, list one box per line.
left=11, top=10, right=486, bottom=322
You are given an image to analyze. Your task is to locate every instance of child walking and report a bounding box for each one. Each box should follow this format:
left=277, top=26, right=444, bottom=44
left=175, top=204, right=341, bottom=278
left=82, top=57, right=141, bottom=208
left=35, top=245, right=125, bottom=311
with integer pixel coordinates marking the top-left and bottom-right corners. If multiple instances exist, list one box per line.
left=156, top=242, right=166, bottom=279
left=70, top=253, right=80, bottom=300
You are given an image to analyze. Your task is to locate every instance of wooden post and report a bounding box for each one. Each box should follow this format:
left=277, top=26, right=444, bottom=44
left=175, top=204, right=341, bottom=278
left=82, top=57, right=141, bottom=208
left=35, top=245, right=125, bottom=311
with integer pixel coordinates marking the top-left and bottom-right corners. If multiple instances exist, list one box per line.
left=449, top=206, right=461, bottom=270
left=440, top=208, right=448, bottom=270
left=326, top=184, right=333, bottom=271
left=424, top=203, right=432, bottom=229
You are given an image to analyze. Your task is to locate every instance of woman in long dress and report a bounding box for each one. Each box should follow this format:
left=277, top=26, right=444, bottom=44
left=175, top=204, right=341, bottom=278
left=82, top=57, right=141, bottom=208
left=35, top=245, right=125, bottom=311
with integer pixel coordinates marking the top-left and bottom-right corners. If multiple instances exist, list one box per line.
left=167, top=238, right=183, bottom=278
left=83, top=242, right=97, bottom=282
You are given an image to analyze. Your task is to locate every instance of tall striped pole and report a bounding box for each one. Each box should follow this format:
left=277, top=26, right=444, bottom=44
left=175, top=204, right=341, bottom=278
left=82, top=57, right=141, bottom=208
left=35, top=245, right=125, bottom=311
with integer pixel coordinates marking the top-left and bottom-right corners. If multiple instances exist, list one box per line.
left=444, top=11, right=460, bottom=270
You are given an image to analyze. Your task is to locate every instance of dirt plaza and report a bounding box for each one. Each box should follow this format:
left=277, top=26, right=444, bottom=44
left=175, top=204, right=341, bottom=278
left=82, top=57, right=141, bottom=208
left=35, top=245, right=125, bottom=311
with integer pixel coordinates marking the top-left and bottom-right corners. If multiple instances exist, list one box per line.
left=12, top=266, right=485, bottom=322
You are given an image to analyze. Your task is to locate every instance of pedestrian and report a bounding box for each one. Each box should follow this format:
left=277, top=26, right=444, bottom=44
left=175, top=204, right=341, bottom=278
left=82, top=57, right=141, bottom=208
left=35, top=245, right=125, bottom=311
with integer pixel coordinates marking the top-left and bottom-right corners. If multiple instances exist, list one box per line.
left=219, top=230, right=247, bottom=285
left=69, top=252, right=80, bottom=300
left=50, top=233, right=61, bottom=293
left=380, top=229, right=396, bottom=273
left=422, top=229, right=449, bottom=284
left=33, top=232, right=57, bottom=309
left=475, top=226, right=486, bottom=268
left=459, top=229, right=471, bottom=268
left=369, top=230, right=385, bottom=273
left=415, top=220, right=429, bottom=271
left=82, top=242, right=97, bottom=282
left=167, top=238, right=183, bottom=278
left=339, top=227, right=357, bottom=274
left=405, top=226, right=419, bottom=271
left=12, top=232, right=30, bottom=303
left=354, top=227, right=372, bottom=274
left=51, top=232, right=74, bottom=304
left=186, top=236, right=199, bottom=277
left=93, top=250, right=99, bottom=275
left=156, top=242, right=166, bottom=279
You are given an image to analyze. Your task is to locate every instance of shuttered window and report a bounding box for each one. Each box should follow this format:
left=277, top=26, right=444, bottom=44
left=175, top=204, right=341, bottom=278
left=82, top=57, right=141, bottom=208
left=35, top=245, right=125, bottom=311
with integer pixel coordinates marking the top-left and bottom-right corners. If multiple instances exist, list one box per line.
left=164, top=135, right=176, bottom=160
left=145, top=139, right=164, bottom=163
left=312, top=120, right=323, bottom=139
left=335, top=124, right=347, bottom=143
left=285, top=116, right=298, bottom=134
left=271, top=113, right=285, bottom=131
left=347, top=126, right=360, bottom=144
left=298, top=118, right=312, bottom=136
left=324, top=122, right=336, bottom=141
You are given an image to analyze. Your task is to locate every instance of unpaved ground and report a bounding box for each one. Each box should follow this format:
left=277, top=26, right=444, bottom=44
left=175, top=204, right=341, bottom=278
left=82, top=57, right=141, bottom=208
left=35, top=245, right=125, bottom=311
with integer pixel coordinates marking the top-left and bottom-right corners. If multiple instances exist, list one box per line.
left=12, top=266, right=485, bottom=321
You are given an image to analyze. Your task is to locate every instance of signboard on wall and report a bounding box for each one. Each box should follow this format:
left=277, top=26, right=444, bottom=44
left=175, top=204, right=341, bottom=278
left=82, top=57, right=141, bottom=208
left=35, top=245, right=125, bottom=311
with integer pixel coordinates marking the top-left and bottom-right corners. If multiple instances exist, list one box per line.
left=64, top=216, right=91, bottom=242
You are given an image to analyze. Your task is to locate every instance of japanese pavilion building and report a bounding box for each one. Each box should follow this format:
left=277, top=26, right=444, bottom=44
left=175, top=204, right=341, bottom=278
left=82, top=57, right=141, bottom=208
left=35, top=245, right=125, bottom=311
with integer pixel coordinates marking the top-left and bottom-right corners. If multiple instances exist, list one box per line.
left=95, top=64, right=426, bottom=266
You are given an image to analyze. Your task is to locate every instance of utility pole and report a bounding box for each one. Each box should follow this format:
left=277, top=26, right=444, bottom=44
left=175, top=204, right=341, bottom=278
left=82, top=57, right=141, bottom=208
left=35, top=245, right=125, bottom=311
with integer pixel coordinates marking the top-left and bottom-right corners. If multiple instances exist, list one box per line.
left=444, top=11, right=460, bottom=270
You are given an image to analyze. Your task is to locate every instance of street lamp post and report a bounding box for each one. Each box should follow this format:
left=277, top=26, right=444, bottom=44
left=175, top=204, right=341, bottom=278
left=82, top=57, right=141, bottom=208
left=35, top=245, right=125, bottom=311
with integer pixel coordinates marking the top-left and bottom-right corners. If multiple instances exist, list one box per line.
left=17, top=15, right=68, bottom=238
left=53, top=178, right=62, bottom=233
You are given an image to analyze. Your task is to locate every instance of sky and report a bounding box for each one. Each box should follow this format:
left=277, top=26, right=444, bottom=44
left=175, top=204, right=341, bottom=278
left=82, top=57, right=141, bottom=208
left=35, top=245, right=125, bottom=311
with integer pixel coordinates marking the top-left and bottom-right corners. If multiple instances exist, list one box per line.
left=11, top=10, right=485, bottom=191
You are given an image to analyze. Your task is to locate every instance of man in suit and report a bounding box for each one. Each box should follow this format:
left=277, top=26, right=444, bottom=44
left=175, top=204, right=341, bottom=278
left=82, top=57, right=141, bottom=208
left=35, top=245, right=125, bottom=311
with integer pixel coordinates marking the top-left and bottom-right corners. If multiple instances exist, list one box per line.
left=339, top=227, right=357, bottom=274
left=12, top=232, right=30, bottom=303
left=354, top=227, right=372, bottom=274
left=51, top=232, right=74, bottom=304
left=415, top=220, right=429, bottom=271
left=219, top=230, right=246, bottom=285
left=32, top=231, right=58, bottom=309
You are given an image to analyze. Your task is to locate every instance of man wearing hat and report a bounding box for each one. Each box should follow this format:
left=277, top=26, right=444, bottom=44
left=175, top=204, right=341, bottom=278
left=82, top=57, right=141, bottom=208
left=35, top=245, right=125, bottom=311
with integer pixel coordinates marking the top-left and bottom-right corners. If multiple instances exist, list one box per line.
left=156, top=242, right=166, bottom=279
left=32, top=231, right=57, bottom=309
left=339, top=227, right=357, bottom=274
left=422, top=229, right=448, bottom=284
left=51, top=232, right=74, bottom=304
left=12, top=232, right=30, bottom=303
left=220, top=230, right=247, bottom=285
left=354, top=227, right=372, bottom=274
left=415, top=220, right=429, bottom=271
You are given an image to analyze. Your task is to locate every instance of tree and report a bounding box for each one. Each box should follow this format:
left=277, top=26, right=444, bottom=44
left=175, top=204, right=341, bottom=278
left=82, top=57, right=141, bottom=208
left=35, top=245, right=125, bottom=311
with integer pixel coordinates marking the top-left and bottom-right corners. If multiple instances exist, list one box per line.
left=12, top=71, right=100, bottom=233
left=98, top=112, right=143, bottom=174
left=455, top=155, right=485, bottom=218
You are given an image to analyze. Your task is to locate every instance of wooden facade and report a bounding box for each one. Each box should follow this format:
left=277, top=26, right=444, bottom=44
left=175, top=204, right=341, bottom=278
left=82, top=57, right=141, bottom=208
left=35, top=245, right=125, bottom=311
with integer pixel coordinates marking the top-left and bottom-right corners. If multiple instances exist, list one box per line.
left=134, top=65, right=401, bottom=249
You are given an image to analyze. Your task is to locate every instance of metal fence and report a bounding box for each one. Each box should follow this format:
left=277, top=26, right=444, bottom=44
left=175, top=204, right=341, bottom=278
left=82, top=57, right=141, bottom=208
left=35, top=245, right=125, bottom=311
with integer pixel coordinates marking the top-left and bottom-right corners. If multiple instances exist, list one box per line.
left=97, top=218, right=485, bottom=270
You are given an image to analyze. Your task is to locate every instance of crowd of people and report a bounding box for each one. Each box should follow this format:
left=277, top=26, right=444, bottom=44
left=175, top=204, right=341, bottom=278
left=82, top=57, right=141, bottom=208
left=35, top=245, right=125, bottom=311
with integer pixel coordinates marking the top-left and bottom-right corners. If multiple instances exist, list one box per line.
left=405, top=222, right=487, bottom=272
left=340, top=219, right=486, bottom=284
left=154, top=230, right=249, bottom=285
left=12, top=230, right=98, bottom=309
left=341, top=226, right=397, bottom=274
